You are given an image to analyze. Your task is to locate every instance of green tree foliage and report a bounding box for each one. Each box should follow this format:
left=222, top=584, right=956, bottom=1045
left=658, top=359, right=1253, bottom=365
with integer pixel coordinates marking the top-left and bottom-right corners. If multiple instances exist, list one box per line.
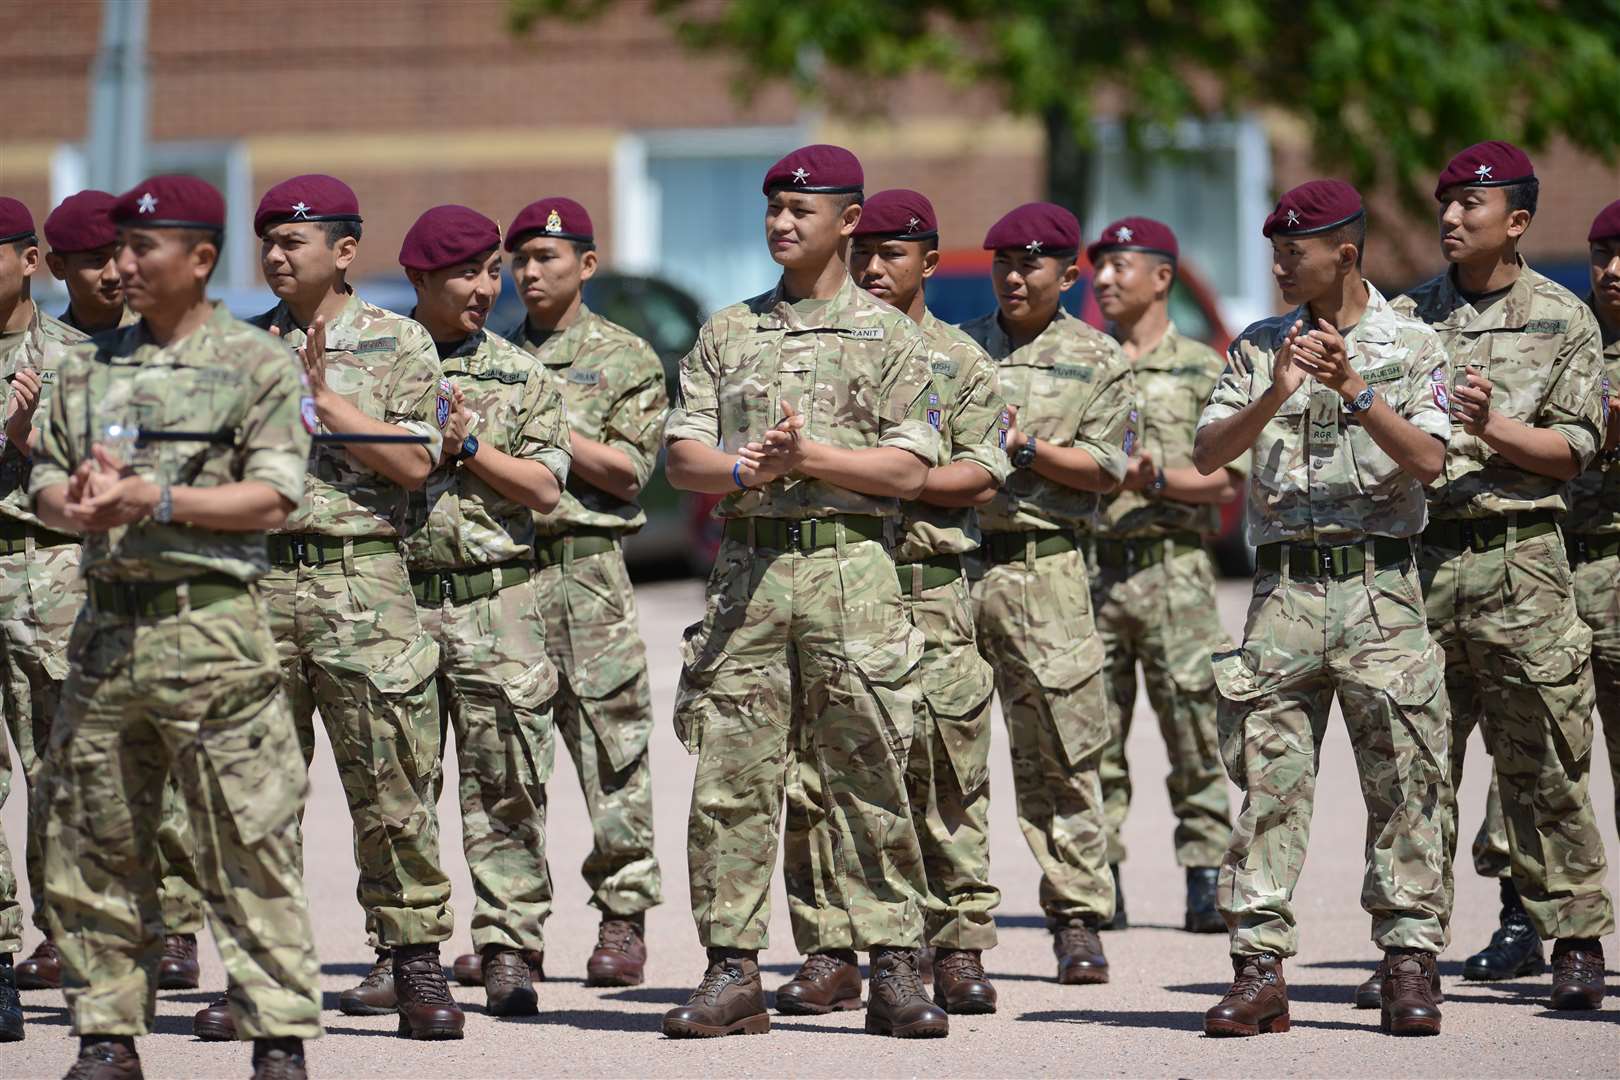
left=508, top=0, right=1620, bottom=208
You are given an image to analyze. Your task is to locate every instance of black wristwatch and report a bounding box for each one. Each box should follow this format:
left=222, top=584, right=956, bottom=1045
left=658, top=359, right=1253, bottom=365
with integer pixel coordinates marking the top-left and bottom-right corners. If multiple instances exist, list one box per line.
left=1011, top=436, right=1037, bottom=470
left=1345, top=386, right=1376, bottom=415
left=1151, top=467, right=1167, bottom=494
left=458, top=434, right=480, bottom=462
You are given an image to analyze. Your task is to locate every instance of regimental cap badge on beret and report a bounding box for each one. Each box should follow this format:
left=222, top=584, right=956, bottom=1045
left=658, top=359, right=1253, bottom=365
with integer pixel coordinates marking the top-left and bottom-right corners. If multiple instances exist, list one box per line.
left=851, top=188, right=938, bottom=241
left=111, top=175, right=226, bottom=230
left=762, top=145, right=864, bottom=196
left=982, top=202, right=1081, bottom=254
left=1085, top=216, right=1180, bottom=264
left=505, top=197, right=594, bottom=251
left=1262, top=180, right=1364, bottom=238
left=1434, top=140, right=1536, bottom=201
left=254, top=174, right=362, bottom=237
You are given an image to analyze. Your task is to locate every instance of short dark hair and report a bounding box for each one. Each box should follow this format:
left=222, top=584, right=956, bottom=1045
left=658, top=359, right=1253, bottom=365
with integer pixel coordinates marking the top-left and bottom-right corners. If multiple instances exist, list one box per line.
left=833, top=192, right=863, bottom=214
left=9, top=235, right=36, bottom=254
left=1325, top=216, right=1367, bottom=269
left=179, top=227, right=224, bottom=284
left=570, top=239, right=595, bottom=256
left=319, top=219, right=362, bottom=246
left=1504, top=178, right=1539, bottom=218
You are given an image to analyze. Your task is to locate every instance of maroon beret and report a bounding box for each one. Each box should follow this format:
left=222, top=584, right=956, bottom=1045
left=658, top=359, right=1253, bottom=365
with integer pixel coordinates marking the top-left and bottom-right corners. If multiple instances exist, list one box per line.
left=0, top=197, right=35, bottom=245
left=983, top=202, right=1080, bottom=254
left=254, top=174, right=362, bottom=237
left=505, top=196, right=593, bottom=251
left=1086, top=216, right=1178, bottom=264
left=43, top=190, right=118, bottom=252
left=762, top=144, right=863, bottom=196
left=1262, top=180, right=1364, bottom=238
left=851, top=189, right=938, bottom=241
left=399, top=205, right=501, bottom=271
left=1434, top=141, right=1535, bottom=200
left=1588, top=199, right=1620, bottom=244
left=111, top=175, right=225, bottom=230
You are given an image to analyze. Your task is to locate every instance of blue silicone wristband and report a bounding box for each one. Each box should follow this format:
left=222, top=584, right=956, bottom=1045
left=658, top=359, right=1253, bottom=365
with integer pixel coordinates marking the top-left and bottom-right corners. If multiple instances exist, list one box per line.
left=732, top=459, right=746, bottom=489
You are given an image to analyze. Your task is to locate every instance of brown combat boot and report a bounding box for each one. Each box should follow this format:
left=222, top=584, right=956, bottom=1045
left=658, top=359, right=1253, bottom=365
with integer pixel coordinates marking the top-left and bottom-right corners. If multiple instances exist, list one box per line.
left=156, top=934, right=200, bottom=991
left=17, top=938, right=62, bottom=990
left=586, top=918, right=647, bottom=987
left=1355, top=951, right=1442, bottom=1009
left=450, top=952, right=481, bottom=986
left=662, top=949, right=770, bottom=1038
left=392, top=944, right=465, bottom=1040
left=339, top=950, right=396, bottom=1016
left=774, top=949, right=862, bottom=1014
left=192, top=991, right=236, bottom=1042
left=63, top=1037, right=143, bottom=1080
left=1380, top=950, right=1442, bottom=1035
left=1053, top=922, right=1109, bottom=984
left=482, top=946, right=538, bottom=1017
left=1204, top=954, right=1290, bottom=1037
left=932, top=948, right=996, bottom=1015
left=250, top=1037, right=307, bottom=1080
left=865, top=947, right=948, bottom=1038
left=1549, top=938, right=1605, bottom=1011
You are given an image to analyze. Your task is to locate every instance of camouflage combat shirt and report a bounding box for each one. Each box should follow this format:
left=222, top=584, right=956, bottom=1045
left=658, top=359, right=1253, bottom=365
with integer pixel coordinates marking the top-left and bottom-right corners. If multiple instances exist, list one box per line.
left=1200, top=284, right=1451, bottom=545
left=403, top=329, right=572, bottom=571
left=1097, top=321, right=1237, bottom=539
left=959, top=307, right=1136, bottom=533
left=1394, top=261, right=1605, bottom=519
left=30, top=303, right=311, bottom=582
left=1562, top=299, right=1620, bottom=537
left=251, top=293, right=446, bottom=538
left=664, top=274, right=940, bottom=520
left=511, top=305, right=668, bottom=537
left=2, top=304, right=86, bottom=528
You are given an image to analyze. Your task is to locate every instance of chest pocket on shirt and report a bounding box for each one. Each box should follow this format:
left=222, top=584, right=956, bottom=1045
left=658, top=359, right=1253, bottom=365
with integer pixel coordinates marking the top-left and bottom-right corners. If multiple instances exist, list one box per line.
left=127, top=367, right=248, bottom=488
left=1491, top=331, right=1560, bottom=423
left=1252, top=390, right=1306, bottom=491
left=1347, top=353, right=1405, bottom=491
left=1026, top=367, right=1088, bottom=442
left=718, top=344, right=781, bottom=455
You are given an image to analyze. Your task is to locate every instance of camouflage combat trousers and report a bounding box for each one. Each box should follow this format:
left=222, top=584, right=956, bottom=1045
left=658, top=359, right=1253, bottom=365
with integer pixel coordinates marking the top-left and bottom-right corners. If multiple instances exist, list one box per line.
left=264, top=547, right=451, bottom=947
left=1211, top=558, right=1450, bottom=959
left=972, top=542, right=1113, bottom=927
left=43, top=588, right=320, bottom=1038
left=420, top=573, right=556, bottom=953
left=674, top=531, right=927, bottom=950
left=784, top=566, right=1000, bottom=952
left=533, top=542, right=661, bottom=919
left=1421, top=528, right=1615, bottom=941
left=1468, top=546, right=1620, bottom=884
left=1091, top=545, right=1231, bottom=868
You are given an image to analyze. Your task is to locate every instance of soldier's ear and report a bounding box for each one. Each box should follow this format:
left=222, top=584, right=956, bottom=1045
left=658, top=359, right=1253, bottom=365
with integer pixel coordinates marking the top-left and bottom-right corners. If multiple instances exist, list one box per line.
left=333, top=235, right=359, bottom=273
left=920, top=247, right=940, bottom=279
left=1506, top=208, right=1532, bottom=240
left=579, top=248, right=599, bottom=283
left=45, top=251, right=67, bottom=282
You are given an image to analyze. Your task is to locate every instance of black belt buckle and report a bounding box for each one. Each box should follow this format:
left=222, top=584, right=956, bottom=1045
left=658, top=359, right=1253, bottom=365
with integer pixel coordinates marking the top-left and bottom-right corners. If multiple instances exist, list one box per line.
left=1458, top=520, right=1479, bottom=553
left=438, top=572, right=456, bottom=603
left=787, top=520, right=804, bottom=552
left=1317, top=545, right=1338, bottom=578
left=1571, top=536, right=1588, bottom=564
left=291, top=536, right=309, bottom=567
left=1123, top=541, right=1139, bottom=573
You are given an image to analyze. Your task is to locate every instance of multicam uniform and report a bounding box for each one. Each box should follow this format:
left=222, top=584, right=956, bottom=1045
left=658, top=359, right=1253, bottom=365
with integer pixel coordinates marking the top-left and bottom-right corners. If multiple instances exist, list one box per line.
left=514, top=307, right=666, bottom=923
left=406, top=329, right=572, bottom=956
left=783, top=311, right=1010, bottom=953
left=1092, top=322, right=1232, bottom=871
left=959, top=307, right=1134, bottom=929
left=668, top=276, right=939, bottom=951
left=30, top=303, right=320, bottom=1038
left=1394, top=265, right=1615, bottom=942
left=1199, top=285, right=1453, bottom=959
left=250, top=294, right=453, bottom=948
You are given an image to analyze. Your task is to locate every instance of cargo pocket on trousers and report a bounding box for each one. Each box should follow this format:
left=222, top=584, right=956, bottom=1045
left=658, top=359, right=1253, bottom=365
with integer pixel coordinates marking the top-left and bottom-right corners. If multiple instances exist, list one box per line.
left=1373, top=645, right=1451, bottom=776
left=851, top=623, right=927, bottom=759
left=1211, top=645, right=1269, bottom=791
left=200, top=671, right=308, bottom=847
left=923, top=659, right=996, bottom=793
left=1032, top=631, right=1109, bottom=768
left=1504, top=617, right=1595, bottom=774
left=570, top=628, right=652, bottom=773
left=672, top=622, right=718, bottom=755
left=351, top=632, right=443, bottom=782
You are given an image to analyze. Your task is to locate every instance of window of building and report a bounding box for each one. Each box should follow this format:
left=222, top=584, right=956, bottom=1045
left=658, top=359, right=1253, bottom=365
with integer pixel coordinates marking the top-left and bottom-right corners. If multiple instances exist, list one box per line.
left=1087, top=117, right=1273, bottom=331
left=613, top=126, right=809, bottom=316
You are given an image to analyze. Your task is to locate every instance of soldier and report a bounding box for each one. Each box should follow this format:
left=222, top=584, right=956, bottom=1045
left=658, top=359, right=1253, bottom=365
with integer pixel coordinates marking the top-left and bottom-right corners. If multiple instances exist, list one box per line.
left=447, top=197, right=664, bottom=990
left=20, top=190, right=209, bottom=1001
left=1087, top=217, right=1236, bottom=934
left=1194, top=180, right=1453, bottom=1038
left=400, top=205, right=572, bottom=1026
left=778, top=189, right=1010, bottom=1016
left=662, top=145, right=948, bottom=1039
left=31, top=174, right=319, bottom=1079
left=959, top=203, right=1134, bottom=985
left=43, top=191, right=137, bottom=334
left=1386, top=143, right=1613, bottom=1010
left=189, top=174, right=457, bottom=1042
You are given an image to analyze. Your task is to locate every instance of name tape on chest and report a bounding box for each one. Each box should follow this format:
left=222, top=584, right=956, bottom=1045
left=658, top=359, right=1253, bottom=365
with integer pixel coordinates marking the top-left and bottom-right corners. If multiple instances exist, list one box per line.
left=565, top=368, right=601, bottom=385
left=353, top=336, right=397, bottom=355
left=930, top=359, right=959, bottom=378
left=1523, top=319, right=1567, bottom=335
left=445, top=367, right=527, bottom=385
left=840, top=327, right=884, bottom=340
left=1051, top=364, right=1093, bottom=382
left=1359, top=363, right=1405, bottom=385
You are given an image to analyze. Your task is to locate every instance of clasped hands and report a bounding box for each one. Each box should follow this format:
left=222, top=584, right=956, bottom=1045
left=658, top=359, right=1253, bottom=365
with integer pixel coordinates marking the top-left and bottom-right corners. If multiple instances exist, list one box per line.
left=63, top=444, right=159, bottom=532
left=735, top=400, right=810, bottom=486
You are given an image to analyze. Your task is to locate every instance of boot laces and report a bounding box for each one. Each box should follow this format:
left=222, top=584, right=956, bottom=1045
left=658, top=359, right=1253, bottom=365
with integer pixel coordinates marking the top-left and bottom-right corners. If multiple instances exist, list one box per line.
left=1225, top=958, right=1276, bottom=1003
left=161, top=934, right=194, bottom=961
left=1555, top=947, right=1604, bottom=982
left=484, top=950, right=532, bottom=992
left=65, top=1044, right=132, bottom=1080
left=1386, top=954, right=1432, bottom=997
left=396, top=957, right=455, bottom=1005
left=873, top=951, right=926, bottom=1003
left=936, top=950, right=986, bottom=981
left=597, top=920, right=639, bottom=954
left=796, top=952, right=851, bottom=982
left=358, top=953, right=391, bottom=989
left=252, top=1049, right=305, bottom=1080
left=692, top=960, right=745, bottom=1004
left=1056, top=925, right=1101, bottom=955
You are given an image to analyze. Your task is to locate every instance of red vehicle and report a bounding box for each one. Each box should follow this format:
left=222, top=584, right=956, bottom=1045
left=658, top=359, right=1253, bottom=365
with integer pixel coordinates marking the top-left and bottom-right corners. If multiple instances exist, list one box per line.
left=688, top=251, right=1249, bottom=576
